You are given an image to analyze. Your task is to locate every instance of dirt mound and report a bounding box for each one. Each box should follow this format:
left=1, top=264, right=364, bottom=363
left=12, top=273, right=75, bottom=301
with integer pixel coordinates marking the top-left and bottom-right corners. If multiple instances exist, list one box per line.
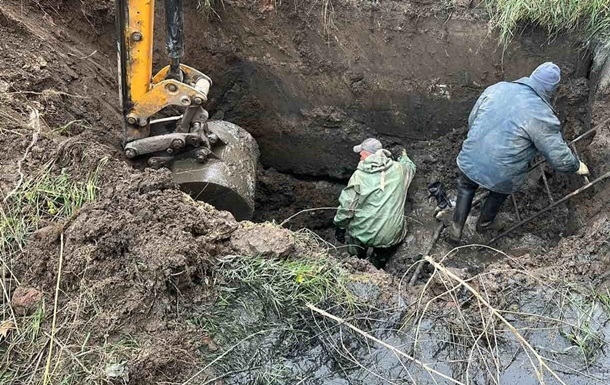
left=10, top=166, right=239, bottom=382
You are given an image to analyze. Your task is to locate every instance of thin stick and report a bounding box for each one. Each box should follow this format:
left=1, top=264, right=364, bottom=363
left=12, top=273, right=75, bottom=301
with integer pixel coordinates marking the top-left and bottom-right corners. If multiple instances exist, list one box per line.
left=280, top=207, right=423, bottom=226
left=43, top=232, right=64, bottom=385
left=488, top=170, right=610, bottom=244
left=527, top=118, right=610, bottom=172
left=424, top=256, right=569, bottom=385
left=42, top=332, right=93, bottom=376
left=307, top=303, right=467, bottom=385
left=511, top=194, right=521, bottom=222
left=409, top=222, right=444, bottom=286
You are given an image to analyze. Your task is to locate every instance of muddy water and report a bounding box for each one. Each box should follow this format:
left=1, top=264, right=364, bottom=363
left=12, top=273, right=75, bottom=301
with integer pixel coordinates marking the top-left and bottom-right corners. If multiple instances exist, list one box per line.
left=202, top=282, right=610, bottom=385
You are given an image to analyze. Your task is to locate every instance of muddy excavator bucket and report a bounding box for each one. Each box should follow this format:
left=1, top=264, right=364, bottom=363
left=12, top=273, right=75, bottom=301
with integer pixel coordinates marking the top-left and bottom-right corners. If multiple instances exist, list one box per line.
left=171, top=121, right=259, bottom=220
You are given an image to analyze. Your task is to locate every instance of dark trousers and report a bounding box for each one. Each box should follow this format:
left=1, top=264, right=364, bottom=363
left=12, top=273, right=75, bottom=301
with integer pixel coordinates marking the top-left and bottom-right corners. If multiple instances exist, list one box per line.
left=346, top=234, right=399, bottom=269
left=453, top=172, right=509, bottom=233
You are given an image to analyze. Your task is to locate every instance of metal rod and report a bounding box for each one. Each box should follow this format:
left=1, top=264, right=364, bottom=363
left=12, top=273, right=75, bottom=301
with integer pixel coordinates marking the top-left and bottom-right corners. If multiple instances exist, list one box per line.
left=150, top=115, right=183, bottom=125
left=540, top=167, right=554, bottom=203
left=488, top=170, right=610, bottom=245
left=511, top=194, right=521, bottom=222
left=409, top=223, right=444, bottom=286
left=165, top=0, right=184, bottom=80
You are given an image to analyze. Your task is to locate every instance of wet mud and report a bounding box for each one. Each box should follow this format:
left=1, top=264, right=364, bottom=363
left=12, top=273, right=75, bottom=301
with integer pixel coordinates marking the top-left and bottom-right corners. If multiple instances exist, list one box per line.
left=1, top=0, right=610, bottom=384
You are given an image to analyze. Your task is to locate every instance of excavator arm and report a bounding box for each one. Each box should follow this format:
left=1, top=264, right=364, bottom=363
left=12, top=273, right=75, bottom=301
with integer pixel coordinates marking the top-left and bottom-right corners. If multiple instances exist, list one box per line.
left=116, top=0, right=212, bottom=156
left=114, top=0, right=259, bottom=220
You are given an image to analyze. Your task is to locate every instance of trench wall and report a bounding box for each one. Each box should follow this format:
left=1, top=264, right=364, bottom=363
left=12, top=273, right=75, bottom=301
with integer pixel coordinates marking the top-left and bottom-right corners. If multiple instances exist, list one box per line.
left=152, top=0, right=591, bottom=179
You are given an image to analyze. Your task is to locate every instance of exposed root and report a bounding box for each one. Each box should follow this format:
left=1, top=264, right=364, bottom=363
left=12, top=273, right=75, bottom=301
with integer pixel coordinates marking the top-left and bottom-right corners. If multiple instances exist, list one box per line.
left=3, top=107, right=42, bottom=203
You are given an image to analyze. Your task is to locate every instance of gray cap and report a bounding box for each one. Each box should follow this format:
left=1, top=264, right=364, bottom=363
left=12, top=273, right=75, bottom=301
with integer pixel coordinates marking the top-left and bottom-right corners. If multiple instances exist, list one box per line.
left=353, top=138, right=382, bottom=153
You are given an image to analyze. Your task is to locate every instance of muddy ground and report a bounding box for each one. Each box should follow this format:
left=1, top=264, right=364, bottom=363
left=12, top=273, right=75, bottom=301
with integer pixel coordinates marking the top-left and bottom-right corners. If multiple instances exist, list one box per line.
left=1, top=0, right=610, bottom=384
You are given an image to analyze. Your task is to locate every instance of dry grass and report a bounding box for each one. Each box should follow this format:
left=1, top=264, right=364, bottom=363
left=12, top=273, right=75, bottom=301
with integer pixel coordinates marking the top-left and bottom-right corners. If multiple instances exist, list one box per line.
left=486, top=0, right=610, bottom=46
left=299, top=245, right=610, bottom=384
left=0, top=128, right=108, bottom=384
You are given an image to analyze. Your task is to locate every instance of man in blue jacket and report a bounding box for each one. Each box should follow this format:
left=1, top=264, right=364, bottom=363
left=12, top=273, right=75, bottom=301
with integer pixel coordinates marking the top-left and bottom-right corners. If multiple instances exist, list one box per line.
left=448, top=62, right=590, bottom=243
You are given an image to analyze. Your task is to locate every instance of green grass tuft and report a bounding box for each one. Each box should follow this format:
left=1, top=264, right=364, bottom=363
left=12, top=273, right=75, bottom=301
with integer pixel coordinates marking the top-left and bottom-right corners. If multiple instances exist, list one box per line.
left=219, top=255, right=356, bottom=316
left=0, top=158, right=107, bottom=256
left=486, top=0, right=610, bottom=46
left=197, top=0, right=224, bottom=18
left=188, top=253, right=368, bottom=383
left=0, top=156, right=108, bottom=384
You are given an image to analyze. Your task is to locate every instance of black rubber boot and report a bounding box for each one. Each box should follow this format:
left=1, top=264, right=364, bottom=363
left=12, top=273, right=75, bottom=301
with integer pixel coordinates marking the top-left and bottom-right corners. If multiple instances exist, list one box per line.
left=372, top=243, right=400, bottom=269
left=447, top=222, right=463, bottom=244
left=475, top=191, right=509, bottom=233
left=449, top=173, right=479, bottom=243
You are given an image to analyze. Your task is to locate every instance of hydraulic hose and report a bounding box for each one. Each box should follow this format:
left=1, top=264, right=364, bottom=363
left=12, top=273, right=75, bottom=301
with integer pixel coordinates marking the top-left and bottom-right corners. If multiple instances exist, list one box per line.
left=165, top=0, right=184, bottom=80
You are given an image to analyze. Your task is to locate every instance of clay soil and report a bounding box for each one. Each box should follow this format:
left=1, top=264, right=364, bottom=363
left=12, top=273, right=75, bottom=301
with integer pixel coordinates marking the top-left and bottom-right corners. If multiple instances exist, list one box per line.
left=1, top=0, right=610, bottom=384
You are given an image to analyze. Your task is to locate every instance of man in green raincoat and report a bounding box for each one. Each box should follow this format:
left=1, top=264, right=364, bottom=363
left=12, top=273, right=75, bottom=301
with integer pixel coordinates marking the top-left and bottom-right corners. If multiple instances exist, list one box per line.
left=334, top=138, right=416, bottom=268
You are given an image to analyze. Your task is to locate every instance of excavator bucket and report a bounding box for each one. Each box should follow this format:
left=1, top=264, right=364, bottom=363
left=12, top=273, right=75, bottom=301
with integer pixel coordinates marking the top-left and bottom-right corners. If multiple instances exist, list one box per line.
left=171, top=121, right=259, bottom=221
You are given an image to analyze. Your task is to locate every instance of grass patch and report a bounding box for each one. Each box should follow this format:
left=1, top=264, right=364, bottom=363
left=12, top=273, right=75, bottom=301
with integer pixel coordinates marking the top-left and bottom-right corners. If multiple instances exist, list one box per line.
left=220, top=254, right=356, bottom=315
left=189, top=253, right=368, bottom=383
left=0, top=158, right=106, bottom=256
left=486, top=0, right=610, bottom=46
left=558, top=286, right=609, bottom=364
left=0, top=157, right=107, bottom=384
left=195, top=253, right=358, bottom=342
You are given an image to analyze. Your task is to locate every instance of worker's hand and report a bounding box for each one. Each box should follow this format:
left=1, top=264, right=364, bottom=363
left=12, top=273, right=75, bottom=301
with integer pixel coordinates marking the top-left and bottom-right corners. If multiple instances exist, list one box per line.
left=392, top=147, right=407, bottom=160
left=576, top=161, right=590, bottom=176
left=335, top=227, right=346, bottom=244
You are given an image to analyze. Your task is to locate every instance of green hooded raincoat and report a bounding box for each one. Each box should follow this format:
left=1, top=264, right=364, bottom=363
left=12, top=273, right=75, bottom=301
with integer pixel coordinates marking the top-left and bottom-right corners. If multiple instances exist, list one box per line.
left=333, top=149, right=416, bottom=248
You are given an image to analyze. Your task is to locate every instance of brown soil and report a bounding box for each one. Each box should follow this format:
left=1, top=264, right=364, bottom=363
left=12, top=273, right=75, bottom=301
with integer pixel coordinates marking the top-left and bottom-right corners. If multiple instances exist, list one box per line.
left=1, top=0, right=610, bottom=383
left=0, top=2, right=238, bottom=382
left=177, top=0, right=590, bottom=179
left=18, top=169, right=240, bottom=383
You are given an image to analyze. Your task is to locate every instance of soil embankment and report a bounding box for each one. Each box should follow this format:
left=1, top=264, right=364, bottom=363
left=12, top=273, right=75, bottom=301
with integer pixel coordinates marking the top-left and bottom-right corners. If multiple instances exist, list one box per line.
left=1, top=0, right=610, bottom=384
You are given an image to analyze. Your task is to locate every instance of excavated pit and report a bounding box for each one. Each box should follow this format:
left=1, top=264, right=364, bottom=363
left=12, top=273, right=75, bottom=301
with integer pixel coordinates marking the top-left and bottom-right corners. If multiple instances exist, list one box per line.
left=2, top=1, right=610, bottom=384
left=41, top=0, right=597, bottom=255
left=160, top=1, right=598, bottom=273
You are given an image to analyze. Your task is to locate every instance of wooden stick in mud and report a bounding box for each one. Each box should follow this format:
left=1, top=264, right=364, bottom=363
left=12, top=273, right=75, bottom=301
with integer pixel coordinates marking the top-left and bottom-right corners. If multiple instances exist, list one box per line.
left=488, top=170, right=610, bottom=244
left=423, top=256, right=569, bottom=385
left=306, top=303, right=467, bottom=385
left=409, top=222, right=444, bottom=287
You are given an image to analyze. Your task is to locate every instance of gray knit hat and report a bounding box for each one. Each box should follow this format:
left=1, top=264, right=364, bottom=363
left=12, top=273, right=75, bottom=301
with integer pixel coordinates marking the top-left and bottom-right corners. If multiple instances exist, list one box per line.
left=530, top=62, right=561, bottom=92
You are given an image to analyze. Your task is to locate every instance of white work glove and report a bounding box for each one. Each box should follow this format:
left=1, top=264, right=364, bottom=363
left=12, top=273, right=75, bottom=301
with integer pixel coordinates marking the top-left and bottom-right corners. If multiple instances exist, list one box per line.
left=576, top=161, right=590, bottom=176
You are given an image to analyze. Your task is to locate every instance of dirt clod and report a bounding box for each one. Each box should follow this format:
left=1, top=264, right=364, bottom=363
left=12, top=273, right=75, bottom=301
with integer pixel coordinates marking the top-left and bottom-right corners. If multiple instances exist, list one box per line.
left=11, top=286, right=43, bottom=316
left=231, top=223, right=296, bottom=258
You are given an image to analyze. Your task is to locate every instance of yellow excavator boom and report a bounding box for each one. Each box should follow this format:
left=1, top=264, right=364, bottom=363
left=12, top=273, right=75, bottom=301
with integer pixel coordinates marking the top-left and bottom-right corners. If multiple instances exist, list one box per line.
left=114, top=0, right=259, bottom=220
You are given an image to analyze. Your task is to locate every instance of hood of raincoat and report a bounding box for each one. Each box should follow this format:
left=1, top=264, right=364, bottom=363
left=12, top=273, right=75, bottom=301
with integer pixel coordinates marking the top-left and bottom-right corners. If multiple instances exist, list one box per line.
left=357, top=149, right=393, bottom=174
